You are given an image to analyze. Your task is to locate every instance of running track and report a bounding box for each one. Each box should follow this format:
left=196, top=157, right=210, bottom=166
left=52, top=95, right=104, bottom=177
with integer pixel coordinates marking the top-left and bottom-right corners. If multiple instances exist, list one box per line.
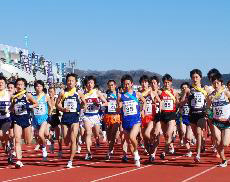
left=0, top=140, right=229, bottom=182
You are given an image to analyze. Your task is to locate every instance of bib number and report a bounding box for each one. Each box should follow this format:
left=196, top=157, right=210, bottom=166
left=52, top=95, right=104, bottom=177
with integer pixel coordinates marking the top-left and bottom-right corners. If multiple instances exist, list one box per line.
left=182, top=105, right=190, bottom=115
left=14, top=103, right=27, bottom=115
left=191, top=93, right=205, bottom=108
left=34, top=104, right=46, bottom=115
left=123, top=100, right=137, bottom=116
left=64, top=99, right=77, bottom=112
left=162, top=100, right=173, bottom=111
left=146, top=102, right=153, bottom=115
left=108, top=101, right=117, bottom=113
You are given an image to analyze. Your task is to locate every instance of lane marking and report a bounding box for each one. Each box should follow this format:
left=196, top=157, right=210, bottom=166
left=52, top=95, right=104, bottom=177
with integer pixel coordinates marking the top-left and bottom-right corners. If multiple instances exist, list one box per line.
left=89, top=156, right=183, bottom=182
left=1, top=162, right=101, bottom=182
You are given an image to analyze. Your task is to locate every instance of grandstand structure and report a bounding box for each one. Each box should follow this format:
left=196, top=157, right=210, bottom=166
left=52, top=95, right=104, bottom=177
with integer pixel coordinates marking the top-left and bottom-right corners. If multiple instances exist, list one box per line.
left=0, top=44, right=62, bottom=85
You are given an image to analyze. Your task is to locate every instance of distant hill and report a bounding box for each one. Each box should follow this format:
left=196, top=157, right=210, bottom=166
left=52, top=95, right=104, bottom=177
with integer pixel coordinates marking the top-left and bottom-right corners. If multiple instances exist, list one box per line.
left=66, top=68, right=230, bottom=90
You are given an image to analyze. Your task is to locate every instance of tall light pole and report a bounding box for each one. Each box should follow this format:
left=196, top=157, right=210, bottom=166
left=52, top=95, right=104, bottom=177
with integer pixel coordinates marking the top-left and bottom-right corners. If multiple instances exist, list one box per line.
left=69, top=60, right=77, bottom=73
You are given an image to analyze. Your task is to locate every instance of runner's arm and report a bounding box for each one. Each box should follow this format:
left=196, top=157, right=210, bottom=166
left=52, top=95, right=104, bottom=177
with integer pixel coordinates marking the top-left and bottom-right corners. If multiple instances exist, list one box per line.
left=27, top=93, right=38, bottom=108
left=56, top=90, right=69, bottom=112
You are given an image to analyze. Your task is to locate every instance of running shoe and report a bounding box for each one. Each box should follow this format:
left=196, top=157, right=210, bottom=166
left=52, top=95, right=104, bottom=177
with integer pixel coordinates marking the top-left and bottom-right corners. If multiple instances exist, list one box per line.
left=85, top=153, right=92, bottom=161
left=185, top=151, right=192, bottom=157
left=121, top=155, right=128, bottom=163
left=194, top=155, right=200, bottom=163
left=148, top=155, right=155, bottom=163
left=160, top=152, right=166, bottom=160
left=42, top=147, right=48, bottom=161
left=15, top=161, right=24, bottom=169
left=219, top=160, right=227, bottom=168
left=67, top=160, right=73, bottom=168
left=34, top=144, right=40, bottom=151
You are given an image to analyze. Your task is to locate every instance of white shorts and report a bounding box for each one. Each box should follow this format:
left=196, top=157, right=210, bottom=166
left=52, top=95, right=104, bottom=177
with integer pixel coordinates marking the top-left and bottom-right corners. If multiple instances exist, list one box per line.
left=83, top=114, right=101, bottom=128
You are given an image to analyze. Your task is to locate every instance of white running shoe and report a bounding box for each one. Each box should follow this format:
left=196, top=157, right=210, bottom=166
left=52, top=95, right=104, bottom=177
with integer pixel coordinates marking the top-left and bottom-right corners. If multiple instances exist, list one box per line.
left=135, top=160, right=141, bottom=167
left=42, top=147, right=48, bottom=161
left=185, top=151, right=192, bottom=157
left=15, top=161, right=24, bottom=169
left=34, top=144, right=40, bottom=151
left=76, top=145, right=81, bottom=154
left=67, top=160, right=73, bottom=168
left=219, top=160, right=227, bottom=168
left=194, top=155, right=200, bottom=163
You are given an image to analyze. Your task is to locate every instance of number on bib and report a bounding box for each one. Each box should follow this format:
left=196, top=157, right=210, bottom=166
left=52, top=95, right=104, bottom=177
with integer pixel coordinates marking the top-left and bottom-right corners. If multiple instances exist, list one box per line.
left=162, top=100, right=173, bottom=110
left=108, top=101, right=117, bottom=113
left=123, top=100, right=137, bottom=116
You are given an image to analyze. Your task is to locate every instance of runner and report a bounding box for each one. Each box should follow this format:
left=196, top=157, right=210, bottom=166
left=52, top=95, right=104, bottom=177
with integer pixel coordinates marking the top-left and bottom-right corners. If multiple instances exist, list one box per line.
left=148, top=75, right=162, bottom=162
left=139, top=75, right=161, bottom=156
left=11, top=78, right=38, bottom=168
left=0, top=76, right=13, bottom=164
left=47, top=86, right=62, bottom=158
left=181, top=69, right=209, bottom=162
left=32, top=80, right=52, bottom=161
left=103, top=80, right=121, bottom=160
left=7, top=81, right=16, bottom=162
left=159, top=74, right=179, bottom=160
left=56, top=73, right=86, bottom=168
left=118, top=74, right=146, bottom=167
left=177, top=82, right=193, bottom=157
left=82, top=75, right=107, bottom=160
left=207, top=73, right=230, bottom=167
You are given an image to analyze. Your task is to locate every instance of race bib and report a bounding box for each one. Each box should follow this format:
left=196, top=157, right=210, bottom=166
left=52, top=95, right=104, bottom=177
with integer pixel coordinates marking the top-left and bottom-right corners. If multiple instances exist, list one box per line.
left=64, top=99, right=77, bottom=112
left=34, top=104, right=46, bottom=115
left=191, top=92, right=205, bottom=108
left=86, top=103, right=99, bottom=113
left=213, top=104, right=230, bottom=120
left=146, top=102, right=153, bottom=115
left=108, top=100, right=117, bottom=113
left=162, top=100, right=173, bottom=110
left=14, top=103, right=27, bottom=115
left=182, top=105, right=190, bottom=115
left=123, top=100, right=137, bottom=116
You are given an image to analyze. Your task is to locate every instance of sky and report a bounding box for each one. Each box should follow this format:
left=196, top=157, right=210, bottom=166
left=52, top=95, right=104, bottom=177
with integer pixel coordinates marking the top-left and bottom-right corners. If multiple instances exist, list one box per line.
left=0, top=0, right=230, bottom=79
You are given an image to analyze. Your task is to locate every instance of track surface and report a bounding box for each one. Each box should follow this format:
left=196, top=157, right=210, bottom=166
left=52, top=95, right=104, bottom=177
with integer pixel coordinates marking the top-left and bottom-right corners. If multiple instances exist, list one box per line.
left=0, top=139, right=229, bottom=182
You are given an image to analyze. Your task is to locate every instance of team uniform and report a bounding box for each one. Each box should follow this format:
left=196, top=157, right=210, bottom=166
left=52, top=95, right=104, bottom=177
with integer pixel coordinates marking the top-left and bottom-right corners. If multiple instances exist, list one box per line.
left=141, top=94, right=154, bottom=128
left=83, top=91, right=101, bottom=127
left=32, top=94, right=48, bottom=129
left=0, top=90, right=12, bottom=134
left=160, top=89, right=177, bottom=122
left=188, top=87, right=206, bottom=127
left=48, top=96, right=61, bottom=129
left=13, top=92, right=31, bottom=129
left=176, top=102, right=190, bottom=126
left=104, top=91, right=121, bottom=126
left=212, top=91, right=230, bottom=129
left=62, top=90, right=81, bottom=125
left=120, top=91, right=141, bottom=132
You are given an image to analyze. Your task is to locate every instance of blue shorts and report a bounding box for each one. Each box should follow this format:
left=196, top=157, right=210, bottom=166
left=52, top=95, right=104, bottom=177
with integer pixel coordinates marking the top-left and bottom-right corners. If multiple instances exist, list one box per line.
left=176, top=115, right=190, bottom=126
left=61, top=113, right=80, bottom=125
left=32, top=119, right=47, bottom=129
left=14, top=115, right=31, bottom=129
left=122, top=119, right=141, bottom=132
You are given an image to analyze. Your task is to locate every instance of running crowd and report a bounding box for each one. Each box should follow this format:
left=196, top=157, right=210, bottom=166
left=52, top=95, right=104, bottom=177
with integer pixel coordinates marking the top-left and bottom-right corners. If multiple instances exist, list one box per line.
left=0, top=68, right=230, bottom=169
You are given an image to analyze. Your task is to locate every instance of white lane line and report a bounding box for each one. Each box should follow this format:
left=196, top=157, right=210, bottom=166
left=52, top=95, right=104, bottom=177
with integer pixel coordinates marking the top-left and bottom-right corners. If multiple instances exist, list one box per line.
left=1, top=162, right=101, bottom=182
left=180, top=165, right=218, bottom=182
left=89, top=156, right=183, bottom=182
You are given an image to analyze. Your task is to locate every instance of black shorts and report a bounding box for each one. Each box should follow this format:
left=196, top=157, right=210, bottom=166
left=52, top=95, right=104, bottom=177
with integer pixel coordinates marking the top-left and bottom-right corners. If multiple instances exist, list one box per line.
left=190, top=112, right=205, bottom=124
left=160, top=112, right=176, bottom=122
left=48, top=114, right=60, bottom=129
left=154, top=113, right=161, bottom=122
